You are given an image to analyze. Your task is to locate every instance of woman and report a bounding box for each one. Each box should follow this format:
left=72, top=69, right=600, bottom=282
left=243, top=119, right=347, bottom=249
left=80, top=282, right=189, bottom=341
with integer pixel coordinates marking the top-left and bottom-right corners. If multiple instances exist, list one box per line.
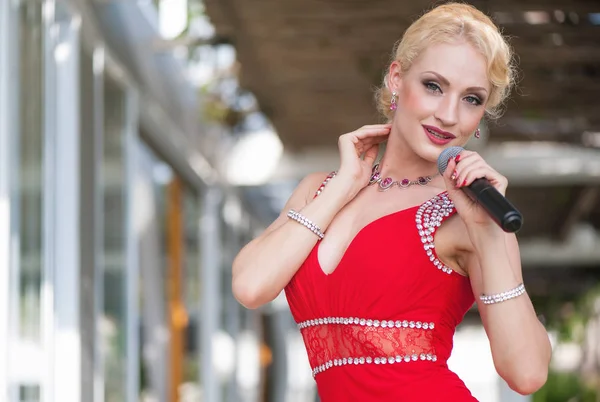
left=232, top=3, right=551, bottom=401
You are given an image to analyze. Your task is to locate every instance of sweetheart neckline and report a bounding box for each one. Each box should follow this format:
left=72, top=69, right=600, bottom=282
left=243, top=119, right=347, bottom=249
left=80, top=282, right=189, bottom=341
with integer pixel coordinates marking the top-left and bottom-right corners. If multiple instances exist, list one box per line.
left=314, top=190, right=452, bottom=277
left=316, top=205, right=419, bottom=276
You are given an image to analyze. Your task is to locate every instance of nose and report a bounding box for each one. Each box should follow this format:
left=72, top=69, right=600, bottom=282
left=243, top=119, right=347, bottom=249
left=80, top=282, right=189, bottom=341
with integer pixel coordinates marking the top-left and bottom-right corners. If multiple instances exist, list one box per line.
left=433, top=95, right=459, bottom=127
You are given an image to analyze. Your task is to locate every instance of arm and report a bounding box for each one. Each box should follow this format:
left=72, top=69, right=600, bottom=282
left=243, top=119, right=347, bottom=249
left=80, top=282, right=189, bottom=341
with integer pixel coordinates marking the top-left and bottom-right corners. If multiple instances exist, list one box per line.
left=445, top=151, right=551, bottom=394
left=463, top=229, right=551, bottom=394
left=232, top=172, right=356, bottom=309
left=232, top=123, right=392, bottom=309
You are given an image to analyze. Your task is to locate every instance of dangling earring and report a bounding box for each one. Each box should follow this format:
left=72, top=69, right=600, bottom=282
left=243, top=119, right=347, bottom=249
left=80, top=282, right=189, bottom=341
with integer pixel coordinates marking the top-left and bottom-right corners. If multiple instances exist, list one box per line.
left=390, top=91, right=398, bottom=111
left=474, top=128, right=481, bottom=138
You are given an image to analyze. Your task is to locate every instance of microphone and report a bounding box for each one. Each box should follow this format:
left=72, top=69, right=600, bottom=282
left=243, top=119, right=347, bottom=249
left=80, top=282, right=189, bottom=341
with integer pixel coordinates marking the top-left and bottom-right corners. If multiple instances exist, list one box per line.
left=437, top=146, right=523, bottom=233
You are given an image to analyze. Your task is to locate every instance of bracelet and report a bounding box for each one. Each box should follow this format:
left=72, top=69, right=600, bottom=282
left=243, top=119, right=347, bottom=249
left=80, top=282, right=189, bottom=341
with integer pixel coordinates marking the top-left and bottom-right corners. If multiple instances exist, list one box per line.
left=479, top=283, right=526, bottom=305
left=287, top=209, right=325, bottom=239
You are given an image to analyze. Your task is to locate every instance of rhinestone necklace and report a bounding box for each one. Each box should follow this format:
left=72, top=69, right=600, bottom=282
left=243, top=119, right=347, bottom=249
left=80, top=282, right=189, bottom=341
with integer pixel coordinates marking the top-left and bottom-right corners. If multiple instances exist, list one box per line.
left=368, top=163, right=439, bottom=191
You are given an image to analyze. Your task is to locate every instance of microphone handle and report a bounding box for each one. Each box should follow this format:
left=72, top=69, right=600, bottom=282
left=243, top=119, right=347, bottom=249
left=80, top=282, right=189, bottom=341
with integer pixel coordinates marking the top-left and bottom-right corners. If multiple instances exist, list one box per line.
left=461, top=178, right=523, bottom=233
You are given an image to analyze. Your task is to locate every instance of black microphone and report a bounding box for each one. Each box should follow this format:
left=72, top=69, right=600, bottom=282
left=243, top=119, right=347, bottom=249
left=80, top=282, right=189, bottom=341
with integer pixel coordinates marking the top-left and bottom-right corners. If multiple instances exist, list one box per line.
left=437, top=146, right=523, bottom=233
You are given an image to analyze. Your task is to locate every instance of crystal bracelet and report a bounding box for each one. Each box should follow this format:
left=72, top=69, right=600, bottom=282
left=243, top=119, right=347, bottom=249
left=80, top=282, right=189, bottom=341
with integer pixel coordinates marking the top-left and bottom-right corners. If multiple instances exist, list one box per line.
left=479, top=283, right=526, bottom=305
left=287, top=209, right=325, bottom=240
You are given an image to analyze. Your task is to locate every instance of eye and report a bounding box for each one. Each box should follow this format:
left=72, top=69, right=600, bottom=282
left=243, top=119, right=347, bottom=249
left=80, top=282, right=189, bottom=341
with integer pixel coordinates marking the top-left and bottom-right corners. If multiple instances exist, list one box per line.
left=464, top=95, right=483, bottom=106
left=424, top=82, right=442, bottom=93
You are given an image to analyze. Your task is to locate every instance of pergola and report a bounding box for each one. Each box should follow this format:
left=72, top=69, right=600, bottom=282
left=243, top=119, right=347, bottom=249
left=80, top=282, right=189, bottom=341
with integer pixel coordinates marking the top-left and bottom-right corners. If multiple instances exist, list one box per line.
left=204, top=0, right=600, bottom=309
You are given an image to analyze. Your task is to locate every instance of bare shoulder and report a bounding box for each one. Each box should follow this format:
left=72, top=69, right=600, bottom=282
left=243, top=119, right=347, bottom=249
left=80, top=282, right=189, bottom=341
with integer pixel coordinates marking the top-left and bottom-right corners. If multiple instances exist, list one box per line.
left=300, top=171, right=336, bottom=202
left=261, top=171, right=334, bottom=237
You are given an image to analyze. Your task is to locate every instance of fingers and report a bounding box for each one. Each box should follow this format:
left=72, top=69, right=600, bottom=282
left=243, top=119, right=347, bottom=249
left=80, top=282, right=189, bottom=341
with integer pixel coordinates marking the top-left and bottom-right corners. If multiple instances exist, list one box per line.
left=447, top=151, right=508, bottom=192
left=455, top=162, right=487, bottom=188
left=362, top=144, right=380, bottom=166
left=353, top=125, right=391, bottom=150
left=338, top=125, right=391, bottom=145
left=350, top=124, right=392, bottom=139
left=339, top=125, right=391, bottom=158
left=443, top=155, right=457, bottom=181
left=353, top=138, right=387, bottom=164
left=358, top=123, right=393, bottom=131
left=356, top=134, right=389, bottom=150
left=459, top=167, right=494, bottom=188
left=451, top=152, right=482, bottom=185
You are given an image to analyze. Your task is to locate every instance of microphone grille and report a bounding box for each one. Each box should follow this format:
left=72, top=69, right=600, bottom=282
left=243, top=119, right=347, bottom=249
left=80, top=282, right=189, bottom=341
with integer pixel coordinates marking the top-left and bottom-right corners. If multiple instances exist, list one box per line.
left=437, top=146, right=464, bottom=175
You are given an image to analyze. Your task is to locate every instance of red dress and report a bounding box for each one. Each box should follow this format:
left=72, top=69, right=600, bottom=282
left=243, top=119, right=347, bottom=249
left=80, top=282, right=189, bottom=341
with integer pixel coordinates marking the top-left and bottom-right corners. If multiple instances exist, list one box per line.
left=284, top=191, right=478, bottom=401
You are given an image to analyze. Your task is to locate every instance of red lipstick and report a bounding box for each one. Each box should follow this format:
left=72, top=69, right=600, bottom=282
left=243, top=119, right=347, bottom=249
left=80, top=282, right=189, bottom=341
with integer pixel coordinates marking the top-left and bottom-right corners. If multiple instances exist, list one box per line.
left=422, top=125, right=456, bottom=145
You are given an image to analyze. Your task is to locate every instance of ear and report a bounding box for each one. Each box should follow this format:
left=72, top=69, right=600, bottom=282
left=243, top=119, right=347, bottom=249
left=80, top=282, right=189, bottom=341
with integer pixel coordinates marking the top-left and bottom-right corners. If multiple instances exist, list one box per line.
left=388, top=60, right=404, bottom=93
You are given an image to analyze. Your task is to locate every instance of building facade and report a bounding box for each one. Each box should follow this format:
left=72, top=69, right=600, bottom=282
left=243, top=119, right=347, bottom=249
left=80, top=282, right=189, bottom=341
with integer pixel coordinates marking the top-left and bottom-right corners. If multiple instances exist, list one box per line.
left=0, top=0, right=266, bottom=401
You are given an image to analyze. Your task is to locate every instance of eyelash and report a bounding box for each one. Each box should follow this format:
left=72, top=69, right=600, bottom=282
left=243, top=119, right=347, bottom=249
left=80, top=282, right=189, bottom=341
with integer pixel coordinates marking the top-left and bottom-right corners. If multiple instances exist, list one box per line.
left=423, top=82, right=483, bottom=106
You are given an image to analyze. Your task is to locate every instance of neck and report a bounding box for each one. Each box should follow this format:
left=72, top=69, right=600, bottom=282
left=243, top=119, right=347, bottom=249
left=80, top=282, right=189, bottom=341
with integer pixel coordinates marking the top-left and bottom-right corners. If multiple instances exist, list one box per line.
left=377, top=129, right=439, bottom=179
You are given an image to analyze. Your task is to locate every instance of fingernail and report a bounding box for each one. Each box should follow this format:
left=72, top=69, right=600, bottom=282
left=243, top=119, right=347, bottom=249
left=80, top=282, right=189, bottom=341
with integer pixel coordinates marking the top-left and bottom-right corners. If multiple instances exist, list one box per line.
left=451, top=170, right=457, bottom=180
left=455, top=154, right=461, bottom=163
left=461, top=179, right=467, bottom=187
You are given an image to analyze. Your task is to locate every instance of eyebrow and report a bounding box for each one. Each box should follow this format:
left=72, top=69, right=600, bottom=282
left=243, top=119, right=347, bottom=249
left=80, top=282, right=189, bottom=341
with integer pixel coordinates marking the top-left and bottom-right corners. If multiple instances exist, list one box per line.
left=424, top=71, right=488, bottom=95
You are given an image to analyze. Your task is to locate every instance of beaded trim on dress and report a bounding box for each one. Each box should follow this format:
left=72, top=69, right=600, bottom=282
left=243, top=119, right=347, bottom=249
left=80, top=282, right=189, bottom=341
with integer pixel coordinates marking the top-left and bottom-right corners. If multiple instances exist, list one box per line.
left=312, top=351, right=438, bottom=377
left=298, top=317, right=435, bottom=330
left=298, top=315, right=438, bottom=377
left=415, top=192, right=456, bottom=275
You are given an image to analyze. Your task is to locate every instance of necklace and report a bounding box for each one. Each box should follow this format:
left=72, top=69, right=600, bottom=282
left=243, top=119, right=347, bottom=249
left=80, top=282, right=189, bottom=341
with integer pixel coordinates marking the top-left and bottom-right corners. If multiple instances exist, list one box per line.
left=368, top=164, right=439, bottom=191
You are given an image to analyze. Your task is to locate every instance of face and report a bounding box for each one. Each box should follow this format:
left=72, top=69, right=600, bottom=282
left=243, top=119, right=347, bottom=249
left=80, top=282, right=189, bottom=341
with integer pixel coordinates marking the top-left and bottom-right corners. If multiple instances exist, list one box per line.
left=388, top=41, right=489, bottom=161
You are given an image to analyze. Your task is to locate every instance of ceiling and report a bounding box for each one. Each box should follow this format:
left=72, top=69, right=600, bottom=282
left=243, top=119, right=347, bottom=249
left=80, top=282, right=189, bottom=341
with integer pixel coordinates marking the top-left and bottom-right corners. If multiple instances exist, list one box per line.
left=204, top=0, right=600, bottom=150
left=204, top=0, right=600, bottom=259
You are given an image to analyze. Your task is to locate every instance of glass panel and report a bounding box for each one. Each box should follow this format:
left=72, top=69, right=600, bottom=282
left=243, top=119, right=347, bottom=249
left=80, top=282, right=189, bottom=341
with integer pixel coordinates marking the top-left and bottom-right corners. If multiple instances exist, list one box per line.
left=136, top=142, right=203, bottom=401
left=183, top=187, right=201, bottom=396
left=18, top=0, right=44, bottom=345
left=18, top=385, right=40, bottom=402
left=102, top=76, right=127, bottom=402
left=11, top=1, right=45, bottom=400
left=79, top=43, right=98, bottom=400
left=220, top=215, right=238, bottom=401
left=137, top=140, right=169, bottom=401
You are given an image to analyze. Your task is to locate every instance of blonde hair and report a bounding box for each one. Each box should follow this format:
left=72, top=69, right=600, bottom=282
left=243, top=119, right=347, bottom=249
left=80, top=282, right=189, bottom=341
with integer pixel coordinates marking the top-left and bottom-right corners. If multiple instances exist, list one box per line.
left=375, top=2, right=515, bottom=120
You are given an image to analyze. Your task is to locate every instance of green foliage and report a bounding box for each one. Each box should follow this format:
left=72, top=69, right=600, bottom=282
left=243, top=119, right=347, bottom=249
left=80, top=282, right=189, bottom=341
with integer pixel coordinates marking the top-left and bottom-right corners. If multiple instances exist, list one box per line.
left=533, top=371, right=597, bottom=402
left=185, top=356, right=200, bottom=382
left=531, top=284, right=600, bottom=402
left=531, top=284, right=600, bottom=343
left=202, top=96, right=245, bottom=127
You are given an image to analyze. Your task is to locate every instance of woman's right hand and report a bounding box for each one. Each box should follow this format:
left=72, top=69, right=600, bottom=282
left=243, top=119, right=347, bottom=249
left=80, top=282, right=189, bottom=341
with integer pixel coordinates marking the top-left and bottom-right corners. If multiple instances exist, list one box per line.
left=231, top=124, right=390, bottom=309
left=337, top=123, right=392, bottom=193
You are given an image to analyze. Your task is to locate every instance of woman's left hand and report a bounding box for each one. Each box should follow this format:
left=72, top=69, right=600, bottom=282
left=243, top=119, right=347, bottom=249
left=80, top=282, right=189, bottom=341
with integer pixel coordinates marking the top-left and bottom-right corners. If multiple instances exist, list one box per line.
left=442, top=150, right=508, bottom=231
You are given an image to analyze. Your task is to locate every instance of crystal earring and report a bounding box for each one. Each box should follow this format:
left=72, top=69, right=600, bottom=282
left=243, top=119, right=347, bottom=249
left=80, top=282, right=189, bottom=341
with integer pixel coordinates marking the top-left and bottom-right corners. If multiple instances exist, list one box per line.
left=390, top=91, right=398, bottom=111
left=474, top=128, right=481, bottom=138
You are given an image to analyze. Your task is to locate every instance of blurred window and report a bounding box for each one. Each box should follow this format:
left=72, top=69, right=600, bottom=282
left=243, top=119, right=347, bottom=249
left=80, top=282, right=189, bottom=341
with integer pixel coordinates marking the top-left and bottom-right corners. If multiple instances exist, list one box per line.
left=102, top=75, right=128, bottom=402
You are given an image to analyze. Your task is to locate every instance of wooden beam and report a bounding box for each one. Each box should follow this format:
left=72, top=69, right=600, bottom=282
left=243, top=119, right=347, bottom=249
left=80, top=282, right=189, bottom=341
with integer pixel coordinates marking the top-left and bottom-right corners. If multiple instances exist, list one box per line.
left=557, top=186, right=600, bottom=240
left=514, top=45, right=600, bottom=65
left=204, top=0, right=600, bottom=152
left=481, top=0, right=600, bottom=12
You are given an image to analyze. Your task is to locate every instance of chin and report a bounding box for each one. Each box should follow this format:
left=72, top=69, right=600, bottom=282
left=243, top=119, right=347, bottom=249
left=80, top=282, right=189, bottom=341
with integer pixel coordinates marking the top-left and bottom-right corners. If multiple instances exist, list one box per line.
left=417, top=143, right=449, bottom=163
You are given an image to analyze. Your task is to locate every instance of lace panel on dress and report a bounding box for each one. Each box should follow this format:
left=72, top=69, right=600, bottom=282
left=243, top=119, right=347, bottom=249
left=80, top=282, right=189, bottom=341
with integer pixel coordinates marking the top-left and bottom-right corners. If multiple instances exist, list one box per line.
left=298, top=317, right=437, bottom=376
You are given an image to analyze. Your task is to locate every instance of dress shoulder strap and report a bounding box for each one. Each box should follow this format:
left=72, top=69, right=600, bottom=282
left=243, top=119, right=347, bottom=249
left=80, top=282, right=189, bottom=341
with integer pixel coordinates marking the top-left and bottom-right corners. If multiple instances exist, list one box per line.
left=415, top=191, right=457, bottom=275
left=313, top=171, right=337, bottom=199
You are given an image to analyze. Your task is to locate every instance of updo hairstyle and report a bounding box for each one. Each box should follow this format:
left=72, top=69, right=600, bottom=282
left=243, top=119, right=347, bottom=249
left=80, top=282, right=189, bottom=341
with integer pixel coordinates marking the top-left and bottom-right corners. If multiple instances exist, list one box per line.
left=375, top=3, right=516, bottom=120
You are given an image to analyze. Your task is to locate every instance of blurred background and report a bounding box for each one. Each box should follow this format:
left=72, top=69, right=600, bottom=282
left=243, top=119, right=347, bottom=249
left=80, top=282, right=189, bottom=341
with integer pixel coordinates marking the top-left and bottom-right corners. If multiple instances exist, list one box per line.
left=0, top=0, right=599, bottom=401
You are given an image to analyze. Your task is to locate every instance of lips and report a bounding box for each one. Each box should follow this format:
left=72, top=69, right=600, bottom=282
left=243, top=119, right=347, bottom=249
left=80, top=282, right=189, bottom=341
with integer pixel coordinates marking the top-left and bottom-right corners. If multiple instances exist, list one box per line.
left=422, top=125, right=455, bottom=145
